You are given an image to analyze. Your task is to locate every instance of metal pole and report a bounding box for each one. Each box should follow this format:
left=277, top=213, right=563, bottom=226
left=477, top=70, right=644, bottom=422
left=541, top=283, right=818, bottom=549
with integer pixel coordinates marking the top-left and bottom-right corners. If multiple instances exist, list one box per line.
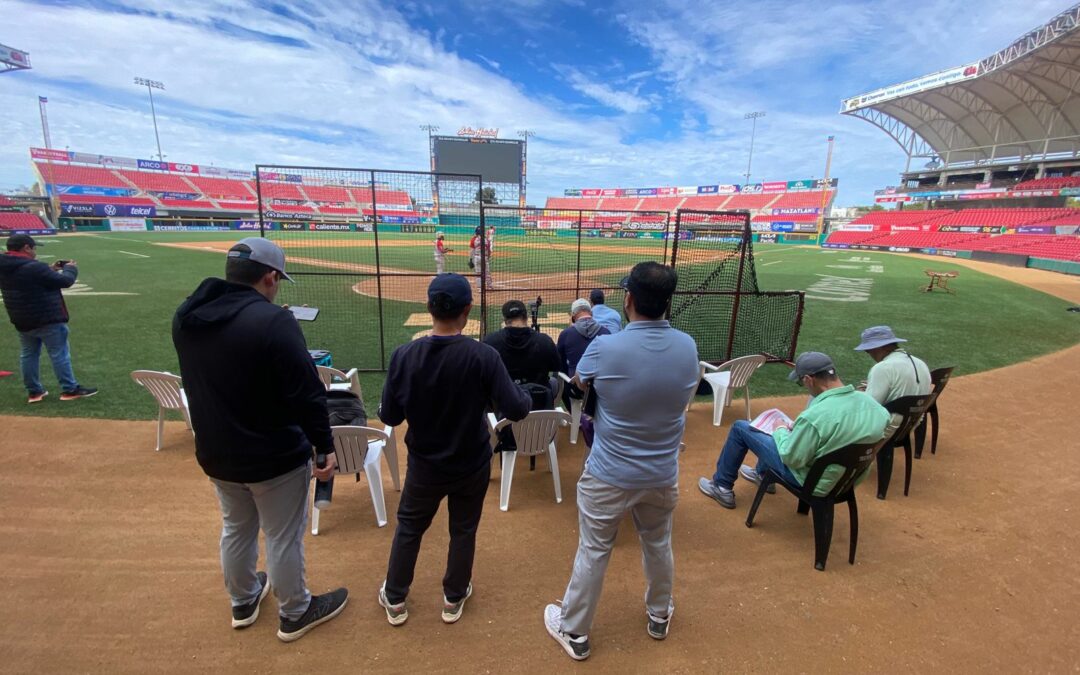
left=744, top=111, right=765, bottom=183
left=816, top=135, right=835, bottom=240
left=517, top=129, right=534, bottom=209
left=38, top=96, right=51, bottom=149
left=147, top=85, right=163, bottom=161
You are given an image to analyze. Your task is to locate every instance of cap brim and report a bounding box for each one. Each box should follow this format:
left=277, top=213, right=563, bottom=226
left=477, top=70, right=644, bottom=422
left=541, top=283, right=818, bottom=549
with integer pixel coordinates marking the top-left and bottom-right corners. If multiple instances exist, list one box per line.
left=278, top=269, right=294, bottom=283
left=619, top=275, right=630, bottom=289
left=787, top=369, right=800, bottom=381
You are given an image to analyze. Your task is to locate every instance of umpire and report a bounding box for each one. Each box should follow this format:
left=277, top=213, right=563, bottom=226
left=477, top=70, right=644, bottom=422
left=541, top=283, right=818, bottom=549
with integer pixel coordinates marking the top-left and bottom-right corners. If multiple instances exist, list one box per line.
left=173, top=237, right=347, bottom=642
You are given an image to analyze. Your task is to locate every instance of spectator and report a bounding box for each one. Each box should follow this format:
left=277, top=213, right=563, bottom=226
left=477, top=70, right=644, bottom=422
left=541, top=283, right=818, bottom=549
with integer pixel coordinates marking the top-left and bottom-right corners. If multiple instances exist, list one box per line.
left=0, top=233, right=96, bottom=403
left=379, top=274, right=530, bottom=626
left=172, top=238, right=347, bottom=642
left=588, top=288, right=622, bottom=334
left=483, top=299, right=560, bottom=403
left=698, top=351, right=890, bottom=510
left=855, top=325, right=931, bottom=435
left=544, top=262, right=699, bottom=661
left=556, top=298, right=610, bottom=412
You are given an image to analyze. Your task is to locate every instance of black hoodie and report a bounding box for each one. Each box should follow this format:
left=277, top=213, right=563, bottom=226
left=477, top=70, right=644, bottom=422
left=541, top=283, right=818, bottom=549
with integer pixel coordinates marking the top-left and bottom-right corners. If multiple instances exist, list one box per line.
left=0, top=253, right=77, bottom=331
left=172, top=278, right=333, bottom=483
left=481, top=325, right=560, bottom=386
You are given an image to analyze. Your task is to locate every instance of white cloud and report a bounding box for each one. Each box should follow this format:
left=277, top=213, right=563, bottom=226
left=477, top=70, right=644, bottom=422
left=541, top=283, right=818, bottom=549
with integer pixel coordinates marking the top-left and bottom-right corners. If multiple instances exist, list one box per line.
left=557, top=66, right=653, bottom=114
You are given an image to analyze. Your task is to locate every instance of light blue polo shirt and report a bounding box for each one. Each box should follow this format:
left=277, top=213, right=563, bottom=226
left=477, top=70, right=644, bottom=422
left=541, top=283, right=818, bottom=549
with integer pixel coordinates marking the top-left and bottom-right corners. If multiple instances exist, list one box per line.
left=590, top=303, right=623, bottom=334
left=576, top=320, right=700, bottom=489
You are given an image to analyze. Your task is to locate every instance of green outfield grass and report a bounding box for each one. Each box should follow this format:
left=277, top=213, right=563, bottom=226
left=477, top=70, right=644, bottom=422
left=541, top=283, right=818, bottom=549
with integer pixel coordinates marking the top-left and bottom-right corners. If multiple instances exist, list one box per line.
left=1, top=231, right=1077, bottom=420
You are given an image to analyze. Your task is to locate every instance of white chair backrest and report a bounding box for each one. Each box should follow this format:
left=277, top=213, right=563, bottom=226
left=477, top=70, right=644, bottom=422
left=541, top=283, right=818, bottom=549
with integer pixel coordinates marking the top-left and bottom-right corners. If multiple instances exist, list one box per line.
left=131, top=370, right=185, bottom=410
left=331, top=426, right=389, bottom=474
left=317, top=365, right=348, bottom=389
left=510, top=410, right=572, bottom=457
left=725, top=354, right=767, bottom=388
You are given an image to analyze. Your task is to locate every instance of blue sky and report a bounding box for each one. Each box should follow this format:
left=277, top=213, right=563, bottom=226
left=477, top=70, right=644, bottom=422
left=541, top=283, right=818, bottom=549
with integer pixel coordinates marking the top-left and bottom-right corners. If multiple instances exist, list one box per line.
left=0, top=0, right=1071, bottom=206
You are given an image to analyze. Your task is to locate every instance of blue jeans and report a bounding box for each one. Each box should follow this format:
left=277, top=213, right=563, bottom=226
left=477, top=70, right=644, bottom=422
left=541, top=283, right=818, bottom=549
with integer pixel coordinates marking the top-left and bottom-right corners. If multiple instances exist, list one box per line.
left=19, top=323, right=78, bottom=395
left=712, top=420, right=800, bottom=489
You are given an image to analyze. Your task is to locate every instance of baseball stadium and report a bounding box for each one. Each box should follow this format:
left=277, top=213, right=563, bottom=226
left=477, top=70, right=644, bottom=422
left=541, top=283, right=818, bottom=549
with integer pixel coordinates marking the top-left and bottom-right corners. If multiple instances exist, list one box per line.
left=1, top=3, right=1079, bottom=673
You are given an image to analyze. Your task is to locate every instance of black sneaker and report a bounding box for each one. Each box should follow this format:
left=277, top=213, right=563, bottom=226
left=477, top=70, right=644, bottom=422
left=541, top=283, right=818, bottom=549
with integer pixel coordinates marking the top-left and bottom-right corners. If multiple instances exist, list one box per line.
left=231, top=571, right=271, bottom=629
left=544, top=603, right=590, bottom=661
left=647, top=610, right=672, bottom=640
left=60, top=386, right=98, bottom=401
left=277, top=588, right=349, bottom=642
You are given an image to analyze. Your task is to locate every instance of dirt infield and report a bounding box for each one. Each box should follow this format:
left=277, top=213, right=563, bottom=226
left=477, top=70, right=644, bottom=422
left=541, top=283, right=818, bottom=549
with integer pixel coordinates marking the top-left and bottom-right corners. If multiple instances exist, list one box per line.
left=2, top=256, right=1078, bottom=671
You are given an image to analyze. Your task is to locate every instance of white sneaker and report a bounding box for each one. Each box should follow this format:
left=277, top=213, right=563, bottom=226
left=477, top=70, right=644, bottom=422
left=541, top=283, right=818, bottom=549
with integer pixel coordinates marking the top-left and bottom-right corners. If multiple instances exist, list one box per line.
left=544, top=603, right=590, bottom=661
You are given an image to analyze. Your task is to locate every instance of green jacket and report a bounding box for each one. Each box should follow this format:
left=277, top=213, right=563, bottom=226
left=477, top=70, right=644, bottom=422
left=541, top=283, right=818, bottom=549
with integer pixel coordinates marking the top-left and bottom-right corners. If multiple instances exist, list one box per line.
left=772, top=385, right=890, bottom=496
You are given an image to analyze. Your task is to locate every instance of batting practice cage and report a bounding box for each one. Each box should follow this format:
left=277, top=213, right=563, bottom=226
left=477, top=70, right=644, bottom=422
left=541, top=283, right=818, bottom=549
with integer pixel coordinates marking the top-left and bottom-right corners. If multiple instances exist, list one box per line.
left=255, top=165, right=803, bottom=372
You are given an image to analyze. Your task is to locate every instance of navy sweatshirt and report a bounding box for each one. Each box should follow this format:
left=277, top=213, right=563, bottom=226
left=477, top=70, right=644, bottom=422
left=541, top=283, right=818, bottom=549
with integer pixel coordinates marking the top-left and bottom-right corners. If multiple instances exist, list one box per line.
left=0, top=254, right=77, bottom=332
left=173, top=278, right=333, bottom=483
left=379, top=335, right=531, bottom=483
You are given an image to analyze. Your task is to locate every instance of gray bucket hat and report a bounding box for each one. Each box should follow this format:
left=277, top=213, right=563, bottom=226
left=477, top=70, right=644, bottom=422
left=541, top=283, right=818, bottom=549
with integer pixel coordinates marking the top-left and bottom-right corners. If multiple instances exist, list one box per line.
left=855, top=325, right=907, bottom=351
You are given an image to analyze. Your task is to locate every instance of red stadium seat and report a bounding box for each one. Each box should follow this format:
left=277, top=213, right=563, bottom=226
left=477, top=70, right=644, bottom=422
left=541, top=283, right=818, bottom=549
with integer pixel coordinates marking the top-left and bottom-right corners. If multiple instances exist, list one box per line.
left=0, top=212, right=51, bottom=231
left=118, top=170, right=197, bottom=193
left=34, top=163, right=129, bottom=188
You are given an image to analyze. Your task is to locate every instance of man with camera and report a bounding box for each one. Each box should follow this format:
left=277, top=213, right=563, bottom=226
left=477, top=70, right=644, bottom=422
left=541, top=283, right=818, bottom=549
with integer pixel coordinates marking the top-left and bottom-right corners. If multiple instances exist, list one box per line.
left=0, top=233, right=96, bottom=403
left=483, top=299, right=561, bottom=406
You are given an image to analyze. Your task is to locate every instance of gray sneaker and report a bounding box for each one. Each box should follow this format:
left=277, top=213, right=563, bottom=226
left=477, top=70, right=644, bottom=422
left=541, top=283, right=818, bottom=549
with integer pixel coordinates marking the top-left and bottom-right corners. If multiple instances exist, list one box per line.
left=231, top=571, right=271, bottom=629
left=379, top=583, right=408, bottom=626
left=739, top=464, right=777, bottom=494
left=544, top=603, right=590, bottom=661
left=698, top=477, right=735, bottom=509
left=647, top=610, right=672, bottom=640
left=442, top=582, right=473, bottom=624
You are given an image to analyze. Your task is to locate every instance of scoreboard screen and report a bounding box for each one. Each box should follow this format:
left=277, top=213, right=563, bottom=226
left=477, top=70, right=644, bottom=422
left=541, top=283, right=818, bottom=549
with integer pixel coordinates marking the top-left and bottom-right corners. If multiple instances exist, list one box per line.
left=433, top=136, right=523, bottom=184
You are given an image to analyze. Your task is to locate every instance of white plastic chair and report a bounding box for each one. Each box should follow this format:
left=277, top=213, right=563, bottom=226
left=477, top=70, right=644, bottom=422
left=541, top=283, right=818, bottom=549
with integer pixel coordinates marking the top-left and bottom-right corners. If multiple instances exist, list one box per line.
left=130, top=370, right=193, bottom=451
left=317, top=365, right=361, bottom=397
left=697, top=354, right=767, bottom=426
left=311, top=425, right=395, bottom=533
left=556, top=372, right=587, bottom=444
left=488, top=410, right=571, bottom=512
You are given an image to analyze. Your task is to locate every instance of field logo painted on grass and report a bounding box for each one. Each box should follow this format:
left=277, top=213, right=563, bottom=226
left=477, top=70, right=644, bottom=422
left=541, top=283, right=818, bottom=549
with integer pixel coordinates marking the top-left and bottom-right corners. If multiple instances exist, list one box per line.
left=62, top=283, right=138, bottom=297
left=806, top=274, right=873, bottom=302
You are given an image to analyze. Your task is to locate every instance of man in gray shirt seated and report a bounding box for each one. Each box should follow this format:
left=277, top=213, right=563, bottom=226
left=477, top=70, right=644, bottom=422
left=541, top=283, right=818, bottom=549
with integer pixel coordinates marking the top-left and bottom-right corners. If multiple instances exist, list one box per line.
left=544, top=262, right=699, bottom=661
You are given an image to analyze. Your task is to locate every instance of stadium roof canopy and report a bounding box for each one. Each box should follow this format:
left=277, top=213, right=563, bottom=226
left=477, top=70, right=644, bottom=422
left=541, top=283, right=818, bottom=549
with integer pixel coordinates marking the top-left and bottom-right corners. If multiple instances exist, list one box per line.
left=842, top=3, right=1080, bottom=172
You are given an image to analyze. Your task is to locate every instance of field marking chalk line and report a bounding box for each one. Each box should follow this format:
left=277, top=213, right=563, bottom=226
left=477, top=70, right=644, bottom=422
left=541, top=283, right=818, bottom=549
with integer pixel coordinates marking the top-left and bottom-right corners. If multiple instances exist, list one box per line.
left=116, top=250, right=150, bottom=258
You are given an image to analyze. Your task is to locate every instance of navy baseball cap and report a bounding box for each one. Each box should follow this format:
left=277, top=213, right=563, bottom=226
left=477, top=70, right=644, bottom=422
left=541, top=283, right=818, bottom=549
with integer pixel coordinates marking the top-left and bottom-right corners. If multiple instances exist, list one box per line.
left=428, top=273, right=473, bottom=309
left=6, top=233, right=38, bottom=250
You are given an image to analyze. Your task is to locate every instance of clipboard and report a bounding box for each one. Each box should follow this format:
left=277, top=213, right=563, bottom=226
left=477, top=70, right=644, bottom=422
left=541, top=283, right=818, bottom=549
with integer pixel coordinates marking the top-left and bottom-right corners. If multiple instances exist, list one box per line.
left=288, top=306, right=320, bottom=321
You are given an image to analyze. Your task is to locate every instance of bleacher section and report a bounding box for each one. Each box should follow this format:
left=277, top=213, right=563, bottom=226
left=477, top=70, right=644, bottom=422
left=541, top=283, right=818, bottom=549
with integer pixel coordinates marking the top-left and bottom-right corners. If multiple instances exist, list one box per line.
left=118, top=170, right=195, bottom=193
left=1013, top=176, right=1080, bottom=190
left=768, top=191, right=833, bottom=209
left=0, top=212, right=49, bottom=231
left=34, top=163, right=129, bottom=188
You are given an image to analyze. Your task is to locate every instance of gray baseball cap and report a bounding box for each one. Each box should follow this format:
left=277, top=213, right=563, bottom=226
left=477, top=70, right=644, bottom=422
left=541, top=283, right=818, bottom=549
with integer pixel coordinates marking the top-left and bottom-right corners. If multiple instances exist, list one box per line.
left=855, top=325, right=907, bottom=351
left=227, top=237, right=293, bottom=282
left=788, top=351, right=837, bottom=381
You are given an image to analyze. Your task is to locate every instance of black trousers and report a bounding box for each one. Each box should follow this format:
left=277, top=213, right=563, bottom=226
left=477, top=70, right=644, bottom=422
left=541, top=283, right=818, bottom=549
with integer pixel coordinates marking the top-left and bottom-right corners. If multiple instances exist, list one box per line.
left=384, top=460, right=491, bottom=604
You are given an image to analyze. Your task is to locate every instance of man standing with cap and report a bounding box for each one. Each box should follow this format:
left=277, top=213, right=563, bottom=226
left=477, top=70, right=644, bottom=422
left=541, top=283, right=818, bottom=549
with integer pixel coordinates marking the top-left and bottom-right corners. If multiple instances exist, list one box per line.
left=378, top=273, right=530, bottom=626
left=588, top=289, right=621, bottom=335
left=698, top=351, right=889, bottom=510
left=0, top=233, right=96, bottom=403
left=545, top=262, right=699, bottom=661
left=434, top=231, right=452, bottom=275
left=173, top=237, right=348, bottom=642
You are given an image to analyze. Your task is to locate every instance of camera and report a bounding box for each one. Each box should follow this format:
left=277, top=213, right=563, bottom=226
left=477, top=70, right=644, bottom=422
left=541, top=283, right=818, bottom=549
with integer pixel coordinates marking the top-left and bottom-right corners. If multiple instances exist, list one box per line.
left=527, top=296, right=542, bottom=332
left=54, top=260, right=70, bottom=267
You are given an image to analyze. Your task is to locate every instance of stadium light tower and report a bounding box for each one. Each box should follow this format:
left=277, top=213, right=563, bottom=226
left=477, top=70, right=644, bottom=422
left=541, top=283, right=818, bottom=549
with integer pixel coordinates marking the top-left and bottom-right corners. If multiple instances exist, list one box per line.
left=743, top=111, right=766, bottom=183
left=134, top=77, right=165, bottom=161
left=517, top=129, right=535, bottom=208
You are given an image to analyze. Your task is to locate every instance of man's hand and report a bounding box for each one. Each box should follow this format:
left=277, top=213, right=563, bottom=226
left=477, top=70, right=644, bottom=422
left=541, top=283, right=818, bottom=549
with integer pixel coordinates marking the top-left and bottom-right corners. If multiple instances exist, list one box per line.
left=312, top=451, right=337, bottom=481
left=53, top=259, right=76, bottom=270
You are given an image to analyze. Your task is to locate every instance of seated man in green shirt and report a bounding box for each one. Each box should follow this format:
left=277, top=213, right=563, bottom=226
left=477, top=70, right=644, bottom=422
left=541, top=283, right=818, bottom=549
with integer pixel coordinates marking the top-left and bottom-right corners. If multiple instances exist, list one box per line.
left=699, top=352, right=890, bottom=509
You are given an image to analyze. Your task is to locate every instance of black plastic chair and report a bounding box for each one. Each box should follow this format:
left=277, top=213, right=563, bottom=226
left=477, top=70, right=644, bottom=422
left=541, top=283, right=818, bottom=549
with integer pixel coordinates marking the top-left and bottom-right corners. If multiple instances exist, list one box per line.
left=914, top=366, right=955, bottom=458
left=876, top=394, right=933, bottom=500
left=746, top=441, right=882, bottom=571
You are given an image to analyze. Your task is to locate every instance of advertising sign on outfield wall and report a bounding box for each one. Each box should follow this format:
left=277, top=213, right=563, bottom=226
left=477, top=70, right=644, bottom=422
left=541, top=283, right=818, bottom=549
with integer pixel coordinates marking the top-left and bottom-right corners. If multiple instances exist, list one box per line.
left=108, top=217, right=147, bottom=232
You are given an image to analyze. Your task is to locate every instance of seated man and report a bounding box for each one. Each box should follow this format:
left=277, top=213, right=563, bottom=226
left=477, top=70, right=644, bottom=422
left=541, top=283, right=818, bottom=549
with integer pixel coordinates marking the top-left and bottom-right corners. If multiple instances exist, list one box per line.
left=556, top=298, right=610, bottom=409
left=482, top=299, right=560, bottom=406
left=588, top=289, right=621, bottom=334
left=855, top=325, right=931, bottom=436
left=698, top=352, right=890, bottom=509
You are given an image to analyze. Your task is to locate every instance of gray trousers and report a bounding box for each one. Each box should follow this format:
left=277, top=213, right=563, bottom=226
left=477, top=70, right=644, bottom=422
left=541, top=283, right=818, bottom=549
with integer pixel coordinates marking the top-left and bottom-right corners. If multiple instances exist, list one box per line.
left=210, top=462, right=312, bottom=620
left=560, top=471, right=678, bottom=636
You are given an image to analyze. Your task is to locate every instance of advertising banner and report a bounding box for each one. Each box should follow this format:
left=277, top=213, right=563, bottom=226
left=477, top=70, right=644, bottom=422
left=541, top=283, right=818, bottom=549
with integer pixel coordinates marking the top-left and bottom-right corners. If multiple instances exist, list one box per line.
left=657, top=187, right=678, bottom=196
left=236, top=220, right=261, bottom=230
left=938, top=225, right=1004, bottom=234
left=875, top=195, right=912, bottom=203
left=169, top=162, right=200, bottom=174
left=563, top=189, right=582, bottom=196
left=769, top=222, right=795, bottom=232
left=842, top=62, right=980, bottom=111
left=96, top=204, right=156, bottom=217
left=697, top=185, right=719, bottom=194
left=758, top=233, right=778, bottom=243
left=310, top=223, right=352, bottom=232
left=1011, top=189, right=1057, bottom=198
left=1060, top=187, right=1080, bottom=197
left=958, top=190, right=1007, bottom=200
left=581, top=189, right=602, bottom=197
left=0, top=44, right=31, bottom=68
left=624, top=220, right=666, bottom=231
left=227, top=169, right=253, bottom=180
left=280, top=222, right=307, bottom=231
left=600, top=188, right=622, bottom=196
left=108, top=217, right=147, bottom=232
left=762, top=181, right=788, bottom=193
left=53, top=185, right=134, bottom=197
left=151, top=224, right=232, bottom=232
left=814, top=178, right=839, bottom=189
left=740, top=183, right=763, bottom=194
left=773, top=207, right=819, bottom=215
left=837, top=223, right=874, bottom=231
left=138, top=159, right=169, bottom=171
left=636, top=188, right=657, bottom=196
left=677, top=186, right=697, bottom=195
left=787, top=179, right=815, bottom=191
left=719, top=184, right=741, bottom=194
left=31, top=147, right=70, bottom=162
left=793, top=222, right=819, bottom=232
left=59, top=203, right=94, bottom=216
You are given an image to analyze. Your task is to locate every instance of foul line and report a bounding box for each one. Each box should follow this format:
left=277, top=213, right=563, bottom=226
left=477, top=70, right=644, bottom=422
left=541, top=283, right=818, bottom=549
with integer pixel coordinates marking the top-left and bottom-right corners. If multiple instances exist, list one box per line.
left=117, top=250, right=150, bottom=258
left=760, top=260, right=783, bottom=266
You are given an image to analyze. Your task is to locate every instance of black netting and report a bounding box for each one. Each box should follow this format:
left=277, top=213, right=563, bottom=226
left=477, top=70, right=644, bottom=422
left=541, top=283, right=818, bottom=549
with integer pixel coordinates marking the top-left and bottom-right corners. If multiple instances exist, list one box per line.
left=669, top=209, right=803, bottom=364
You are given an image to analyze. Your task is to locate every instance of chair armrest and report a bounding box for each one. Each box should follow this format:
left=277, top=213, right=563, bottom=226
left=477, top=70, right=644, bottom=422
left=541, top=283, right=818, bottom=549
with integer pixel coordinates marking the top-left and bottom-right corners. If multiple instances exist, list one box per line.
left=488, top=412, right=510, bottom=432
left=557, top=372, right=573, bottom=384
left=699, top=360, right=721, bottom=373
left=343, top=368, right=359, bottom=379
